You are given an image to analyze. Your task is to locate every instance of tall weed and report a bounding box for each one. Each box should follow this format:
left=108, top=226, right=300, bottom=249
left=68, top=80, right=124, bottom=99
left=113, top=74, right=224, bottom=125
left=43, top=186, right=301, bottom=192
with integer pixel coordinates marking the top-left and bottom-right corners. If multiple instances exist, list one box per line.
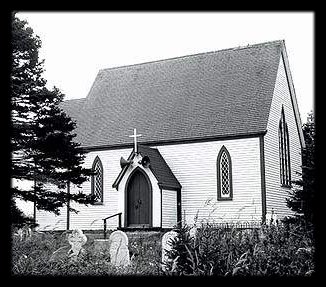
left=164, top=220, right=315, bottom=276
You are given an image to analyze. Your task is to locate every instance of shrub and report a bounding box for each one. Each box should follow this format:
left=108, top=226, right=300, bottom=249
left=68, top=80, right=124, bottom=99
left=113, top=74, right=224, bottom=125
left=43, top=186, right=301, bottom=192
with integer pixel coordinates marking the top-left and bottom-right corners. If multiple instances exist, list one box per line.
left=164, top=220, right=315, bottom=276
left=163, top=225, right=200, bottom=275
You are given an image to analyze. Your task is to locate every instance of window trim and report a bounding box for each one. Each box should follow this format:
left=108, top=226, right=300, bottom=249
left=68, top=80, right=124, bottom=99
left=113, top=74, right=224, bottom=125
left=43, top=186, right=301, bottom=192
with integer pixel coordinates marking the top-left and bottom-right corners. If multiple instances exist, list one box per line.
left=217, top=145, right=233, bottom=201
left=279, top=107, right=291, bottom=188
left=285, top=124, right=291, bottom=186
left=91, top=156, right=104, bottom=204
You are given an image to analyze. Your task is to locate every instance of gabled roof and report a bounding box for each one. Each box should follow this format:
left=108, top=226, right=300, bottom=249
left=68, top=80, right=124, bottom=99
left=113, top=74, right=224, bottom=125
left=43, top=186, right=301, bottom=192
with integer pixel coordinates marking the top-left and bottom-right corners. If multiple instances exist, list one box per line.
left=62, top=40, right=285, bottom=149
left=112, top=145, right=181, bottom=191
left=138, top=145, right=182, bottom=190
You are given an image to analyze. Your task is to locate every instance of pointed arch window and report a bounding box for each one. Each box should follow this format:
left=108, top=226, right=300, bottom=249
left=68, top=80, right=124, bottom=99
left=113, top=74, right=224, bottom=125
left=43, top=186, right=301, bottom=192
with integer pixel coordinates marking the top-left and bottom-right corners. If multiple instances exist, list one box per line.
left=91, top=156, right=104, bottom=204
left=279, top=107, right=291, bottom=187
left=217, top=146, right=233, bottom=200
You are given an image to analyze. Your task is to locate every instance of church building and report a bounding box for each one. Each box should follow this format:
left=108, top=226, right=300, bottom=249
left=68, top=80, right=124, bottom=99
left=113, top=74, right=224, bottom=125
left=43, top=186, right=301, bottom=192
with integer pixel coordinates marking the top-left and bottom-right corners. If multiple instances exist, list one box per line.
left=36, top=40, right=305, bottom=231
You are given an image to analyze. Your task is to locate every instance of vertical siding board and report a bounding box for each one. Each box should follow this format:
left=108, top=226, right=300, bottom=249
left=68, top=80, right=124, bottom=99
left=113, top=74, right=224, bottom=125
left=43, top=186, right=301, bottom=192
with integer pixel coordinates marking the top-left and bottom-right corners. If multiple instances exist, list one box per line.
left=151, top=178, right=161, bottom=227
left=259, top=136, right=267, bottom=222
left=162, top=189, right=178, bottom=228
left=264, top=55, right=302, bottom=218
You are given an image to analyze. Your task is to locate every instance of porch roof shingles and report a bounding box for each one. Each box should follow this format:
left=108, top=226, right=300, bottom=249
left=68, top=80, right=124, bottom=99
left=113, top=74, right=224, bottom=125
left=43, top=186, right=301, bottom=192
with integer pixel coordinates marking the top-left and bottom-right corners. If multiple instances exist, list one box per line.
left=138, top=145, right=181, bottom=190
left=111, top=145, right=181, bottom=191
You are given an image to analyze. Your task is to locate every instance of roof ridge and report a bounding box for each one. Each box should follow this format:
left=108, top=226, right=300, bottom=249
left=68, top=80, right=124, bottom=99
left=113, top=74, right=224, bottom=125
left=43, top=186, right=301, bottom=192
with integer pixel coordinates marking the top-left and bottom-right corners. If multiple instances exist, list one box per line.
left=98, top=40, right=284, bottom=73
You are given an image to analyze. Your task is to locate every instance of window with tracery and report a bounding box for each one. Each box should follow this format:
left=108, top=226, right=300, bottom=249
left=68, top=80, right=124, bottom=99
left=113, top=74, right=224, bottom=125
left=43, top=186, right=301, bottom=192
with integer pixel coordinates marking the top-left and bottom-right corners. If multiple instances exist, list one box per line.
left=91, top=156, right=103, bottom=203
left=217, top=146, right=233, bottom=200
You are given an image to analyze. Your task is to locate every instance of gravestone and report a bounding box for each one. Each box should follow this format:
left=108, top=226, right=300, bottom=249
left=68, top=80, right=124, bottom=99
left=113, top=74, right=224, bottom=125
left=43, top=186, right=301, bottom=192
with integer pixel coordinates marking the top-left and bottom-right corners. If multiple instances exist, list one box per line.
left=161, top=230, right=178, bottom=271
left=67, top=229, right=87, bottom=260
left=16, top=225, right=32, bottom=241
left=108, top=230, right=130, bottom=267
left=266, top=210, right=278, bottom=226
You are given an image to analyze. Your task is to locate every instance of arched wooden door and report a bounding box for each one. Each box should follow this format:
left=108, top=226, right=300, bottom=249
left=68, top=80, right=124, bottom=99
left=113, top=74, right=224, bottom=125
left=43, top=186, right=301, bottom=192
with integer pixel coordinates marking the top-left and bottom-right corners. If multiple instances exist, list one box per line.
left=126, top=168, right=152, bottom=227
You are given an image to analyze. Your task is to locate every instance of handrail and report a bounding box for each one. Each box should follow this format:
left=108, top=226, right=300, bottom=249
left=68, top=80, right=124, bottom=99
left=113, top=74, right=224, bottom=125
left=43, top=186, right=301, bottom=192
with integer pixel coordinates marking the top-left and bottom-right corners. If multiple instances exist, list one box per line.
left=102, top=212, right=122, bottom=239
left=103, top=212, right=122, bottom=221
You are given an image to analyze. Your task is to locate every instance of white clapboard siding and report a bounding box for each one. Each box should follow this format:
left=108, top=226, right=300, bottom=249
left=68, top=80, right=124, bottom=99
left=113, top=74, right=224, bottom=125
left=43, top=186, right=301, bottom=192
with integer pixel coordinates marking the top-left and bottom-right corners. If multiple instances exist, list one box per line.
left=264, top=53, right=303, bottom=218
left=36, top=209, right=67, bottom=231
left=162, top=189, right=178, bottom=228
left=36, top=148, right=133, bottom=231
left=156, top=137, right=262, bottom=226
left=69, top=148, right=132, bottom=230
left=36, top=137, right=262, bottom=230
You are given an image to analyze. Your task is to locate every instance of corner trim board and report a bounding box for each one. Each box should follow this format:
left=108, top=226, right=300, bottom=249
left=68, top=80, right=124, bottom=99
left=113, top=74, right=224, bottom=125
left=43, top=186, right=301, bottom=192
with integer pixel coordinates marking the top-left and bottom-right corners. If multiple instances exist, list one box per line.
left=177, top=188, right=182, bottom=227
left=259, top=135, right=267, bottom=223
left=160, top=187, right=162, bottom=228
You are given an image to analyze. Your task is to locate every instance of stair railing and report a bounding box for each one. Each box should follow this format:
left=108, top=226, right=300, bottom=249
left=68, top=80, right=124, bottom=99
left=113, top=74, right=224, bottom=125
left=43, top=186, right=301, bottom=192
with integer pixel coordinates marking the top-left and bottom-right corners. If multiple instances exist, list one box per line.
left=102, top=212, right=122, bottom=239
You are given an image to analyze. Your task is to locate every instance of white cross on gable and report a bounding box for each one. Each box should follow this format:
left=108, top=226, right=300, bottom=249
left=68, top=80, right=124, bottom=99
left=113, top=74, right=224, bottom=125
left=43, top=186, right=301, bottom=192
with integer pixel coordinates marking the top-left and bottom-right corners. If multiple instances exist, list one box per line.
left=128, top=128, right=142, bottom=153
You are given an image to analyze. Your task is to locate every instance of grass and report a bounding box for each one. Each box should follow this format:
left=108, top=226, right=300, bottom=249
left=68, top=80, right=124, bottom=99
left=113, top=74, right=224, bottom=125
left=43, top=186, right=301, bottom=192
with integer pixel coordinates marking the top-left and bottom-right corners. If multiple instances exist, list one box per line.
left=11, top=228, right=164, bottom=276
left=11, top=220, right=315, bottom=276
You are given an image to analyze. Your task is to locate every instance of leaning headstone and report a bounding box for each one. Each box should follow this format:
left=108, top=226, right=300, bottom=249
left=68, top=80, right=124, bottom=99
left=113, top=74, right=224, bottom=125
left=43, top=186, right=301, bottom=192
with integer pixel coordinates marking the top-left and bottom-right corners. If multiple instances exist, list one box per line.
left=67, top=229, right=87, bottom=260
left=161, top=230, right=178, bottom=271
left=108, top=230, right=130, bottom=267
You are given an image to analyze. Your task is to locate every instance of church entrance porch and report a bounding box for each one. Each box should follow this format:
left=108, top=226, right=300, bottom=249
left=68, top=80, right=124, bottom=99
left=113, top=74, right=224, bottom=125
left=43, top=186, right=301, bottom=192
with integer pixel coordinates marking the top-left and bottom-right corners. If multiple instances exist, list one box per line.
left=112, top=141, right=182, bottom=230
left=125, top=168, right=152, bottom=228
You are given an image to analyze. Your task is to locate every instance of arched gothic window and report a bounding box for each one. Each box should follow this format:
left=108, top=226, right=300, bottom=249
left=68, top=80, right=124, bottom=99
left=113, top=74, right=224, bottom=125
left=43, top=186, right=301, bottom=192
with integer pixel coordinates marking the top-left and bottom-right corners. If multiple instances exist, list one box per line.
left=91, top=156, right=104, bottom=203
left=217, top=146, right=233, bottom=200
left=279, top=107, right=291, bottom=187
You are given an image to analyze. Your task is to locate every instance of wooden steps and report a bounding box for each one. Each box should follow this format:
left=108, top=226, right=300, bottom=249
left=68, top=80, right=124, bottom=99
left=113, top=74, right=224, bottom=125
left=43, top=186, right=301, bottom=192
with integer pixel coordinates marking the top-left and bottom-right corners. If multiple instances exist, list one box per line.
left=84, top=227, right=172, bottom=242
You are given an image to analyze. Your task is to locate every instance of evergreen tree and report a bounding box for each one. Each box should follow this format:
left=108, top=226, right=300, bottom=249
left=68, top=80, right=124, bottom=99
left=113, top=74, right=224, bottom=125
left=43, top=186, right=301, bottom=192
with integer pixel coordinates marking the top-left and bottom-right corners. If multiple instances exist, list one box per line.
left=11, top=13, right=94, bottom=225
left=287, top=111, right=315, bottom=224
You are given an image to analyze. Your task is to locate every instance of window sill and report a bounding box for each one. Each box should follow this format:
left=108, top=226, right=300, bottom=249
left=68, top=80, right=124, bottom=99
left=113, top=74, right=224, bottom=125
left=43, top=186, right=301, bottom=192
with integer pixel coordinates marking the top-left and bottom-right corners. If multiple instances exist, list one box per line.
left=217, top=197, right=233, bottom=201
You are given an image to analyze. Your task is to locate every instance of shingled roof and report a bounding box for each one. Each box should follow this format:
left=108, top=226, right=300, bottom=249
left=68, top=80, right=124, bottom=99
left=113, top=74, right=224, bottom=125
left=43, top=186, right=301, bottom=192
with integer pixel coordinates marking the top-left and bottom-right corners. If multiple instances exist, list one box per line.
left=62, top=40, right=285, bottom=149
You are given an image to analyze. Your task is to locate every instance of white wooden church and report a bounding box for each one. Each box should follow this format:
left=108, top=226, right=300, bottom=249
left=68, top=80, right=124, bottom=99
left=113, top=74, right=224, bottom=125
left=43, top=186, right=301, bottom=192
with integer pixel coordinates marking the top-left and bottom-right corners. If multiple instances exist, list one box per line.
left=36, top=40, right=305, bottom=231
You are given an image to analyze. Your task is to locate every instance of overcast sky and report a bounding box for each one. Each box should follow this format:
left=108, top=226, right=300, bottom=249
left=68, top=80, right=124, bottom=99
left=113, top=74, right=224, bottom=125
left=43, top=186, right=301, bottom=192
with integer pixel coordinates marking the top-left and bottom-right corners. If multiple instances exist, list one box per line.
left=17, top=12, right=314, bottom=122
